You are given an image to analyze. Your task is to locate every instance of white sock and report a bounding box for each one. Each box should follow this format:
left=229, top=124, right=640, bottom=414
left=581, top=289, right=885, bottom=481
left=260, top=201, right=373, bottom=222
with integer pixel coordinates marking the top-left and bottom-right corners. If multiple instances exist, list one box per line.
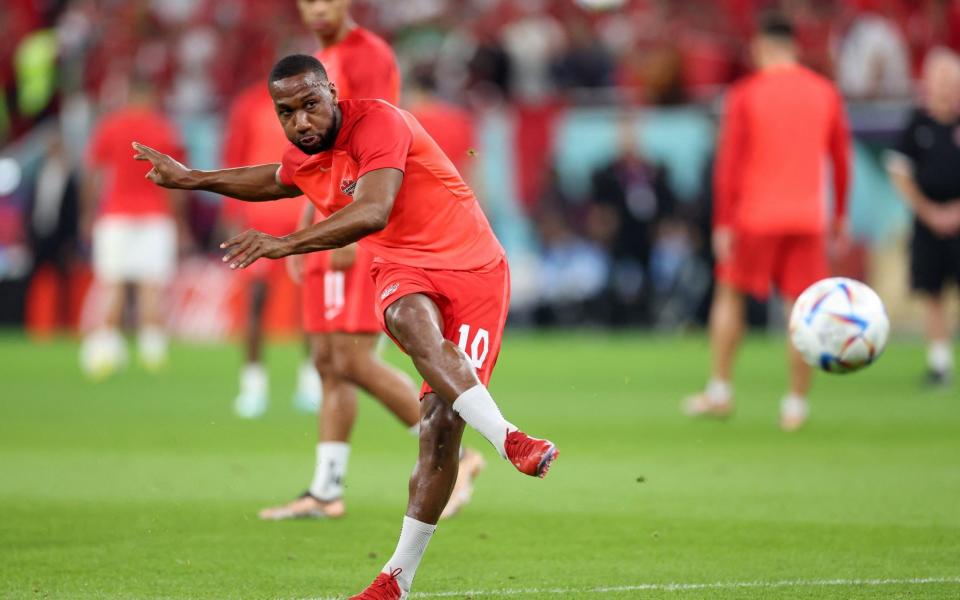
left=408, top=423, right=421, bottom=436
left=309, top=442, right=350, bottom=501
left=137, top=326, right=167, bottom=367
left=451, top=384, right=517, bottom=458
left=706, top=378, right=732, bottom=404
left=928, top=341, right=953, bottom=373
left=382, top=516, right=436, bottom=593
left=240, top=363, right=268, bottom=395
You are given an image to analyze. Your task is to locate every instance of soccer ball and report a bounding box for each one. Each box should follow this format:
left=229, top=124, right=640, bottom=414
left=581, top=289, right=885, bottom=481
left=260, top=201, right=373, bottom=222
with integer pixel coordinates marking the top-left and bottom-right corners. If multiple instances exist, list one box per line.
left=789, top=277, right=889, bottom=374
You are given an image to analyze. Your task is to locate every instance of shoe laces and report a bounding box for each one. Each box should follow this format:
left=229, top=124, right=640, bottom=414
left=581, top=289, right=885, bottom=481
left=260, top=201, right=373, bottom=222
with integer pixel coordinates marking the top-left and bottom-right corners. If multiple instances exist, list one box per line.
left=354, top=569, right=403, bottom=600
left=505, top=430, right=538, bottom=461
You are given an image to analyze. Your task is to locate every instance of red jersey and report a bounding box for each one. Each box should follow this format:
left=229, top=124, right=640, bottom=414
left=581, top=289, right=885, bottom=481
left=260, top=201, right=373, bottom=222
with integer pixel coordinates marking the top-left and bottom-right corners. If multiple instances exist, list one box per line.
left=408, top=99, right=476, bottom=174
left=713, top=64, right=850, bottom=234
left=222, top=84, right=305, bottom=236
left=315, top=27, right=400, bottom=105
left=278, top=99, right=504, bottom=271
left=88, top=106, right=183, bottom=217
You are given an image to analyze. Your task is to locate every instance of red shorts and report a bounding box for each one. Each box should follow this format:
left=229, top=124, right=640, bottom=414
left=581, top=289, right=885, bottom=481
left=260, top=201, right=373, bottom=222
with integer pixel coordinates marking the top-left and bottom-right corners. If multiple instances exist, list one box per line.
left=301, top=247, right=380, bottom=334
left=370, top=257, right=510, bottom=395
left=716, top=232, right=828, bottom=300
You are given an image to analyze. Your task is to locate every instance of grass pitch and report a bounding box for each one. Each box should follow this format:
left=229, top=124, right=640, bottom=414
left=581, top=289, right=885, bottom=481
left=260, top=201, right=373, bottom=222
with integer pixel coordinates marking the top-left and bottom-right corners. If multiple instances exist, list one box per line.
left=1, top=332, right=958, bottom=599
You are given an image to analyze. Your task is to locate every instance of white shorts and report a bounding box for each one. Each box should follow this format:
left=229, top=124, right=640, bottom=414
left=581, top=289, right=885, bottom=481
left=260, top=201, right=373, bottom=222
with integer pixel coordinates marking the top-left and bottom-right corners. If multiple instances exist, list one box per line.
left=92, top=215, right=177, bottom=284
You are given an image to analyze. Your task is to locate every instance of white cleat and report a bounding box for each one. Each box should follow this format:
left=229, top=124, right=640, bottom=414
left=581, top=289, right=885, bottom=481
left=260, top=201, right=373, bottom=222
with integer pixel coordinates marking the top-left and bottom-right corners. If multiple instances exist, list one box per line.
left=258, top=492, right=345, bottom=520
left=79, top=329, right=127, bottom=381
left=682, top=392, right=733, bottom=419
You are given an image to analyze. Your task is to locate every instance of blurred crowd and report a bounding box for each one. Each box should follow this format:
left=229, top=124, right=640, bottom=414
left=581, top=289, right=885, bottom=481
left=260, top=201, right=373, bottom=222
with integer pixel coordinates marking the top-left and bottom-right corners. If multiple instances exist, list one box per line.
left=5, top=0, right=959, bottom=135
left=1, top=0, right=958, bottom=332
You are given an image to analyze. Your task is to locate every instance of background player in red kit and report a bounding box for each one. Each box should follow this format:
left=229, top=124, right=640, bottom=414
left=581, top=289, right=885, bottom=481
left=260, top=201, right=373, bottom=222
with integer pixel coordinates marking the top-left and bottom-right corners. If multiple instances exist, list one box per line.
left=134, top=54, right=558, bottom=599
left=80, top=79, right=189, bottom=379
left=258, top=0, right=484, bottom=522
left=684, top=13, right=851, bottom=432
left=222, top=80, right=320, bottom=418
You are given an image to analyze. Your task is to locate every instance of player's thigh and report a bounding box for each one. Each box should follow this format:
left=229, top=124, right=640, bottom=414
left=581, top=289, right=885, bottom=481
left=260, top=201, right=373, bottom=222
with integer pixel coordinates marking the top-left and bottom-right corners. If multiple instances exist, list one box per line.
left=372, top=261, right=446, bottom=353
left=910, top=224, right=949, bottom=295
left=716, top=231, right=777, bottom=299
left=776, top=234, right=828, bottom=300
left=431, top=259, right=511, bottom=386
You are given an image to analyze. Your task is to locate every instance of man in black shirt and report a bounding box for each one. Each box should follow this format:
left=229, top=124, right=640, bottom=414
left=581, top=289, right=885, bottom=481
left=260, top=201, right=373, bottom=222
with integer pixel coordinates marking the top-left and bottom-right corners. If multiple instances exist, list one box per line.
left=887, top=47, right=960, bottom=386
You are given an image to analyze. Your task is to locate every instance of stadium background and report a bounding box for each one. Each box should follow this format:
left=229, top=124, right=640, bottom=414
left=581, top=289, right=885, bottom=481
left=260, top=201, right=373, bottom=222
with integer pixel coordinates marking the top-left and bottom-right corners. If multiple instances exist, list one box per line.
left=2, top=1, right=960, bottom=599
left=1, top=0, right=953, bottom=337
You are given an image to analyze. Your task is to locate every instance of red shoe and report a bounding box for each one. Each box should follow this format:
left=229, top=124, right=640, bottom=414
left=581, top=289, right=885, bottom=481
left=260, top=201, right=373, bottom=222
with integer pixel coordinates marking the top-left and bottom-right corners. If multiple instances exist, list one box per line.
left=349, top=569, right=406, bottom=600
left=504, top=430, right=558, bottom=478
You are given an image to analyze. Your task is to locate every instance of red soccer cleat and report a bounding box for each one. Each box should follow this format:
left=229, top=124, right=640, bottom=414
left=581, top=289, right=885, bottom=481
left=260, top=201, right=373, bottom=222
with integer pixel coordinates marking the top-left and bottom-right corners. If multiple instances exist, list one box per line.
left=504, top=430, right=558, bottom=478
left=349, top=569, right=406, bottom=600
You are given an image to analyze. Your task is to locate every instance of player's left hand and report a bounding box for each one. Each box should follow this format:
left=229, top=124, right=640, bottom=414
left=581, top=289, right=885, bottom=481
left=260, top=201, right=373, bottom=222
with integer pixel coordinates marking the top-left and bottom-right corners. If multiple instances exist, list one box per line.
left=220, top=229, right=292, bottom=269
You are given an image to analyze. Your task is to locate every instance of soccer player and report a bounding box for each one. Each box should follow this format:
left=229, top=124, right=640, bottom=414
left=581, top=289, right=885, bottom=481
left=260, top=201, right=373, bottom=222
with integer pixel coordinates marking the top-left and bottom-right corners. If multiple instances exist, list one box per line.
left=134, top=54, right=558, bottom=599
left=886, top=47, right=960, bottom=387
left=683, top=13, right=851, bottom=431
left=254, top=0, right=484, bottom=521
left=79, top=78, right=189, bottom=378
left=222, top=81, right=319, bottom=417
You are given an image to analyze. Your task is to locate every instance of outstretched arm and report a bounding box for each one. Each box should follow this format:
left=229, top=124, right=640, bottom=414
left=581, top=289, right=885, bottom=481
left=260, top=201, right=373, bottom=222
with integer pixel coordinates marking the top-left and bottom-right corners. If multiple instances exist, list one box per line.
left=221, top=167, right=402, bottom=269
left=132, top=142, right=301, bottom=201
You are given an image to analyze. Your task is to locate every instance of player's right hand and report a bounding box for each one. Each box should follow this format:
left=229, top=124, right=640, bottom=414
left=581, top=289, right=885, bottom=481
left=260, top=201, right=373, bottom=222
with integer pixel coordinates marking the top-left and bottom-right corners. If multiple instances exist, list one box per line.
left=132, top=142, right=193, bottom=189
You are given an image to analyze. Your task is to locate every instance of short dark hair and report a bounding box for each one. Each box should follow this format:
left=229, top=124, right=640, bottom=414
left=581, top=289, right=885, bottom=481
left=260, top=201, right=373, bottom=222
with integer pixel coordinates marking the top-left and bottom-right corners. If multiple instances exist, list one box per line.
left=268, top=54, right=329, bottom=84
left=758, top=11, right=795, bottom=41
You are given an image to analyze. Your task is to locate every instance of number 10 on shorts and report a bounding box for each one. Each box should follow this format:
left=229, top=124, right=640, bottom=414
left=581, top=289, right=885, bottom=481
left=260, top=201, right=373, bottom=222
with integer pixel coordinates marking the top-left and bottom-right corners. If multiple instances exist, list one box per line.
left=456, top=324, right=489, bottom=370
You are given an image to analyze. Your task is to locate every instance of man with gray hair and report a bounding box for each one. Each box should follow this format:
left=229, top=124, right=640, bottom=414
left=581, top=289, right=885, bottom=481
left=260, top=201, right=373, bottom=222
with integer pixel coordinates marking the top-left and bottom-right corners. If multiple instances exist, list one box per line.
left=887, top=47, right=960, bottom=387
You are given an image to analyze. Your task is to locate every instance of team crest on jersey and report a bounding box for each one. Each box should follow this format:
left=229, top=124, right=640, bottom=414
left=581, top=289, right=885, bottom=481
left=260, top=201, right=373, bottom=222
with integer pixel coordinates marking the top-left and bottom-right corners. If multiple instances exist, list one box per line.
left=340, top=179, right=357, bottom=196
left=380, top=282, right=400, bottom=300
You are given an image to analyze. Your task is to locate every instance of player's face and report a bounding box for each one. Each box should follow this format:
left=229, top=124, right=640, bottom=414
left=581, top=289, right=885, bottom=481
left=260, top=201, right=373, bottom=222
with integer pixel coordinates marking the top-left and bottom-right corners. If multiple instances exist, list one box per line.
left=271, top=72, right=341, bottom=155
left=297, top=0, right=351, bottom=38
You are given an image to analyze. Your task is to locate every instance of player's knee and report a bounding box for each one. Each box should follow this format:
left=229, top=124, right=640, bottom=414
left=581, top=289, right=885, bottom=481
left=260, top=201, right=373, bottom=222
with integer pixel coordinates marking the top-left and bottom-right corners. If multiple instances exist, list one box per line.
left=385, top=299, right=440, bottom=357
left=419, top=397, right=464, bottom=460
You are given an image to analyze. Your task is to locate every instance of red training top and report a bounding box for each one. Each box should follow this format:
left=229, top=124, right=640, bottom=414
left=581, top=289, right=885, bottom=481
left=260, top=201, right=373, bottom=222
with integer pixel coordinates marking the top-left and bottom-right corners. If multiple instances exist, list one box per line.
left=278, top=99, right=504, bottom=271
left=88, top=105, right=183, bottom=217
left=713, top=64, right=851, bottom=234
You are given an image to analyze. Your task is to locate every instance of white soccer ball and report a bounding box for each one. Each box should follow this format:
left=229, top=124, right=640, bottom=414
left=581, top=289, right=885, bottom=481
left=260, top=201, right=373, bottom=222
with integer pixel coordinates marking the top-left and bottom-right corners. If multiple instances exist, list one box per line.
left=789, top=277, right=890, bottom=374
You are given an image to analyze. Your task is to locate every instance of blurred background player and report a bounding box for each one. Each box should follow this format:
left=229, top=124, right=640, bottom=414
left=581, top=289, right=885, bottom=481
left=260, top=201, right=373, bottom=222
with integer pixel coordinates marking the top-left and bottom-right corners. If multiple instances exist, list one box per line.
left=222, top=76, right=320, bottom=418
left=683, top=13, right=851, bottom=431
left=886, top=47, right=960, bottom=388
left=79, top=77, right=189, bottom=378
left=258, top=0, right=484, bottom=521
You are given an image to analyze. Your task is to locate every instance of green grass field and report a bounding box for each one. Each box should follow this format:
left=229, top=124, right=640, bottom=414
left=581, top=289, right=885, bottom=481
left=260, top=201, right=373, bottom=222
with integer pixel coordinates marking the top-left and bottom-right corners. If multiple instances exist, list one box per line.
left=1, top=332, right=958, bottom=599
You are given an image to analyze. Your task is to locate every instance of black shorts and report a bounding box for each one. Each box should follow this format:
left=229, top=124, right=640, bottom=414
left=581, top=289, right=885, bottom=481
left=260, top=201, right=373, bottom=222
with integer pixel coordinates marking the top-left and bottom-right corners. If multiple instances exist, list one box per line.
left=911, top=219, right=960, bottom=294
